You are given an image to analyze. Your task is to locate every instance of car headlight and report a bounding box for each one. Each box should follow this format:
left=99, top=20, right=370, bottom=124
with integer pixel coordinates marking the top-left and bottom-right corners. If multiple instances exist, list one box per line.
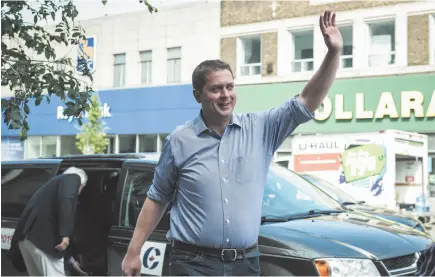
left=314, top=258, right=380, bottom=277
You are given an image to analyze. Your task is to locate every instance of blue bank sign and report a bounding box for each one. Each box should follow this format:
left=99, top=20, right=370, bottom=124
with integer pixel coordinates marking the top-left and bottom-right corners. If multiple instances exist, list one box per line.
left=1, top=84, right=200, bottom=137
left=57, top=102, right=112, bottom=122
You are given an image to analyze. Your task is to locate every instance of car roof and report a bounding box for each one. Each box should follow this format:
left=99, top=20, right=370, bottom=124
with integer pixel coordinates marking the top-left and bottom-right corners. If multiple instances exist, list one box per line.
left=1, top=152, right=162, bottom=166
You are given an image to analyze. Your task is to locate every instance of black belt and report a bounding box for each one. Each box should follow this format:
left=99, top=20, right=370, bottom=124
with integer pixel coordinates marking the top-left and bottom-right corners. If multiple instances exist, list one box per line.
left=171, top=240, right=258, bottom=262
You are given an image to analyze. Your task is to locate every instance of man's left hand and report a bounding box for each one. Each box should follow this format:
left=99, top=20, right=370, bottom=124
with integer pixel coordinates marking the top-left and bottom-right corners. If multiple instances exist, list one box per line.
left=319, top=10, right=343, bottom=53
left=55, top=237, right=70, bottom=251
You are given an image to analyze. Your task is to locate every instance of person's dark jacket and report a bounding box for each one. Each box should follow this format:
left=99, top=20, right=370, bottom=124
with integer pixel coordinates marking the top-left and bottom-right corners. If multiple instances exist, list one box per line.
left=8, top=173, right=81, bottom=271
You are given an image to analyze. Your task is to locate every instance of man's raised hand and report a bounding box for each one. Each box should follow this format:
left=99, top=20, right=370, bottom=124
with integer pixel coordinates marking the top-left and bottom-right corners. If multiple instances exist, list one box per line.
left=319, top=10, right=343, bottom=54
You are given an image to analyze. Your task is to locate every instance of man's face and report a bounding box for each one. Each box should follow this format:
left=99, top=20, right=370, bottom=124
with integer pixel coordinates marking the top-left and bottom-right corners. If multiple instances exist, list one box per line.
left=195, top=69, right=236, bottom=120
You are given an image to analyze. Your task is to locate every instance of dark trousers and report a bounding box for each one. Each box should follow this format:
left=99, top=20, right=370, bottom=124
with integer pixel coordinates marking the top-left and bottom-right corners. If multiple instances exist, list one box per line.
left=169, top=248, right=260, bottom=276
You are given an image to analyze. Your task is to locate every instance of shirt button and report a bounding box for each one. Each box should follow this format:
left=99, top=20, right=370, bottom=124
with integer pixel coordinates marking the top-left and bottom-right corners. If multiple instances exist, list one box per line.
left=226, top=219, right=230, bottom=224
left=221, top=159, right=225, bottom=164
left=224, top=198, right=228, bottom=203
left=226, top=238, right=230, bottom=242
left=222, top=177, right=228, bottom=183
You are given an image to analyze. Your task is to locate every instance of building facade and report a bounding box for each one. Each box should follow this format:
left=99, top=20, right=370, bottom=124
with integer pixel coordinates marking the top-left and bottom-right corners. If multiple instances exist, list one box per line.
left=1, top=1, right=221, bottom=160
left=219, top=0, right=435, bottom=173
left=2, top=0, right=435, bottom=171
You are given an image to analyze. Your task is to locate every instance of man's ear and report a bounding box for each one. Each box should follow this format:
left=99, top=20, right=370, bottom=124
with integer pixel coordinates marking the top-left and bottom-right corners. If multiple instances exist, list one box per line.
left=193, top=89, right=201, bottom=103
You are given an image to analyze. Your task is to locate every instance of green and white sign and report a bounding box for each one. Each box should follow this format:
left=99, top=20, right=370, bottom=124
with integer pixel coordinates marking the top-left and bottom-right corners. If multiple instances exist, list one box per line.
left=235, top=73, right=435, bottom=134
left=341, top=144, right=386, bottom=182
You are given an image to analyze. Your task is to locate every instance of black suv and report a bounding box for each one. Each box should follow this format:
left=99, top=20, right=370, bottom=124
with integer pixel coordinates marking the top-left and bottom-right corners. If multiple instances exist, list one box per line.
left=1, top=154, right=432, bottom=276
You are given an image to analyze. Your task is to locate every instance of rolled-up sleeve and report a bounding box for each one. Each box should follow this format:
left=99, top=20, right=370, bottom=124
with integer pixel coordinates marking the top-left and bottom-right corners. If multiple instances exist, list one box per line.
left=262, top=95, right=315, bottom=154
left=147, top=136, right=178, bottom=203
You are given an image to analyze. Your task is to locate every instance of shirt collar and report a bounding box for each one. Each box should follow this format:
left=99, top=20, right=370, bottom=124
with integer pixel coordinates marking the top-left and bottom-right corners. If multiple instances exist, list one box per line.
left=194, top=110, right=242, bottom=136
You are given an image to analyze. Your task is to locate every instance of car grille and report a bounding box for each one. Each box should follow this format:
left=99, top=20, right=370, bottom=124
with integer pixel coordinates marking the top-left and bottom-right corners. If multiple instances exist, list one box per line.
left=381, top=253, right=419, bottom=276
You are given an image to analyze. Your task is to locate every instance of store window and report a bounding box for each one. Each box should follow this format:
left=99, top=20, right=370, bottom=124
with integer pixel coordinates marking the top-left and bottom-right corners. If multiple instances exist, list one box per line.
left=119, top=135, right=136, bottom=153
left=159, top=134, right=169, bottom=151
left=60, top=136, right=81, bottom=156
left=339, top=25, right=353, bottom=69
left=104, top=136, right=115, bottom=154
left=140, top=50, right=152, bottom=84
left=368, top=20, right=395, bottom=66
left=291, top=30, right=314, bottom=72
left=167, top=47, right=181, bottom=83
left=25, top=136, right=41, bottom=159
left=139, top=135, right=157, bottom=152
left=114, top=53, right=126, bottom=87
left=238, top=35, right=262, bottom=77
left=41, top=136, right=57, bottom=158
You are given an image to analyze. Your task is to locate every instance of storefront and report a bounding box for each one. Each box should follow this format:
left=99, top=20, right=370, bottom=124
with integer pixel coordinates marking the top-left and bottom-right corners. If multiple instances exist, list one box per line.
left=2, top=73, right=435, bottom=169
left=234, top=72, right=435, bottom=192
left=1, top=84, right=200, bottom=160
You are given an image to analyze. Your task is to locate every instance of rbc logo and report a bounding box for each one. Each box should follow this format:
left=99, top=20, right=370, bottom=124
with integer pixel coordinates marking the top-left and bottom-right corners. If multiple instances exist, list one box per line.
left=143, top=247, right=161, bottom=270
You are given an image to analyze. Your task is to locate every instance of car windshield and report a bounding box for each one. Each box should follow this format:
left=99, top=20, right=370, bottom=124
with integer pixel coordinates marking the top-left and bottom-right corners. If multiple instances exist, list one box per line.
left=262, top=164, right=343, bottom=218
left=301, top=174, right=358, bottom=204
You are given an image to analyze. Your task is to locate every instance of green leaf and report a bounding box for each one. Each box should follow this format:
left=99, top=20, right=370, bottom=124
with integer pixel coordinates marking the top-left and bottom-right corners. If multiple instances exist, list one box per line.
left=23, top=119, right=29, bottom=130
left=35, top=97, right=42, bottom=106
left=10, top=120, right=22, bottom=129
left=51, top=11, right=55, bottom=21
left=10, top=110, right=21, bottom=121
left=24, top=103, right=30, bottom=114
left=44, top=47, right=50, bottom=60
left=20, top=128, right=28, bottom=141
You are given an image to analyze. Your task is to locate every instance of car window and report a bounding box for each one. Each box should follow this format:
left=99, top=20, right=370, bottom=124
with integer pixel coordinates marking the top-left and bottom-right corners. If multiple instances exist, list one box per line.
left=262, top=164, right=343, bottom=218
left=1, top=167, right=55, bottom=218
left=120, top=168, right=170, bottom=231
left=302, top=175, right=357, bottom=203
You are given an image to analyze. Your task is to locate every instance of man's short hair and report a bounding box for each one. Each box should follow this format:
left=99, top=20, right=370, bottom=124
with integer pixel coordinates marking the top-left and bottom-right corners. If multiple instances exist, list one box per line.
left=63, top=167, right=88, bottom=186
left=192, top=59, right=234, bottom=93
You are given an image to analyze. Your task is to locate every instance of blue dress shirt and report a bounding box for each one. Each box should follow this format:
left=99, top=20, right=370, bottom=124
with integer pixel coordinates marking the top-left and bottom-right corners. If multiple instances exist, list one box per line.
left=147, top=95, right=315, bottom=249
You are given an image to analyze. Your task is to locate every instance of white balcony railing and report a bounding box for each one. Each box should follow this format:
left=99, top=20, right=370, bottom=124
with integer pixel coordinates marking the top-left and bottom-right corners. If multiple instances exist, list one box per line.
left=240, top=63, right=261, bottom=76
left=340, top=55, right=353, bottom=69
left=369, top=52, right=396, bottom=66
left=292, top=58, right=314, bottom=72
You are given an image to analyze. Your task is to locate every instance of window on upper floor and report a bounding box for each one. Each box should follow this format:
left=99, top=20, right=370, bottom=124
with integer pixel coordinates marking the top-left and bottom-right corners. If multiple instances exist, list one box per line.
left=167, top=47, right=181, bottom=83
left=238, top=35, right=262, bottom=77
left=339, top=25, right=353, bottom=69
left=114, top=53, right=126, bottom=87
left=140, top=50, right=152, bottom=84
left=367, top=20, right=395, bottom=67
left=291, top=30, right=314, bottom=72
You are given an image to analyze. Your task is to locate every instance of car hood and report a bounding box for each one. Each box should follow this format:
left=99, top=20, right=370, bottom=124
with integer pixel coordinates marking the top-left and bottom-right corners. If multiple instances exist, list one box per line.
left=348, top=204, right=423, bottom=228
left=349, top=204, right=407, bottom=217
left=259, top=211, right=432, bottom=261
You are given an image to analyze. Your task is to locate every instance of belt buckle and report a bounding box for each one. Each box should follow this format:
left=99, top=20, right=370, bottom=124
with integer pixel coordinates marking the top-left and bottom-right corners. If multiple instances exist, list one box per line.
left=221, top=249, right=237, bottom=261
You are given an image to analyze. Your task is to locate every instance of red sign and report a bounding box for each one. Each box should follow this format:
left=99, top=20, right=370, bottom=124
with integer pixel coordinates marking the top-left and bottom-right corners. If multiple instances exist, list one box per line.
left=405, top=176, right=415, bottom=182
left=293, top=153, right=341, bottom=172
